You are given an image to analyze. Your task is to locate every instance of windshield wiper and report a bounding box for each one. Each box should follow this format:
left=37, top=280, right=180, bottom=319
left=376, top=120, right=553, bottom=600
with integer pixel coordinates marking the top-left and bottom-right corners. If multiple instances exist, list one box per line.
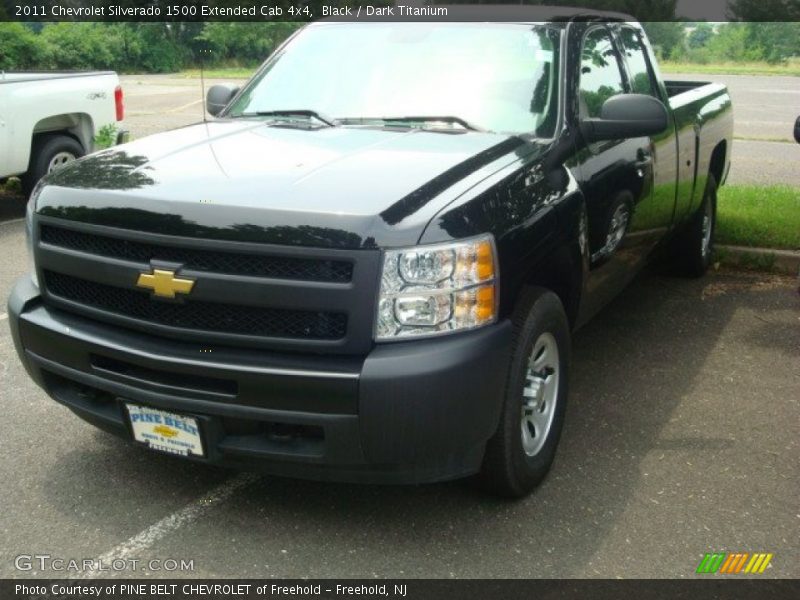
left=338, top=116, right=486, bottom=132
left=237, top=110, right=338, bottom=127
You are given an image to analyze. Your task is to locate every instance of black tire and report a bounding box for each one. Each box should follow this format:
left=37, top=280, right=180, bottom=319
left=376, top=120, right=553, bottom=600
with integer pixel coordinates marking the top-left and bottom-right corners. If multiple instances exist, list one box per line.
left=21, top=134, right=84, bottom=197
left=477, top=287, right=570, bottom=498
left=676, top=174, right=717, bottom=277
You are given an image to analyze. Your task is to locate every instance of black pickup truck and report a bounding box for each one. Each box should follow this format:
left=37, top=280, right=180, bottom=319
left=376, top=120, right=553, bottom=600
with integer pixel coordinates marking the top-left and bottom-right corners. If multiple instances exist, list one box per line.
left=9, top=12, right=733, bottom=497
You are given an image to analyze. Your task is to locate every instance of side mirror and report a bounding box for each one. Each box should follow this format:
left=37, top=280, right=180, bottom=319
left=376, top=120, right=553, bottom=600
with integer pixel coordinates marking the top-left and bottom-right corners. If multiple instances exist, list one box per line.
left=581, top=94, right=668, bottom=143
left=206, top=84, right=240, bottom=117
left=794, top=116, right=800, bottom=144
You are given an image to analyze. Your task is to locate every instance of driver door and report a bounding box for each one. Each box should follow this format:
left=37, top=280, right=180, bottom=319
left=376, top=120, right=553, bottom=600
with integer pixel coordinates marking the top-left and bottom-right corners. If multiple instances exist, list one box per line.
left=573, top=25, right=655, bottom=319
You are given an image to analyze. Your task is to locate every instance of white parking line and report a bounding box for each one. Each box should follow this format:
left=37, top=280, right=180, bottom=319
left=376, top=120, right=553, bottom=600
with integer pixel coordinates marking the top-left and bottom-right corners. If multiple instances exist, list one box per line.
left=0, top=313, right=8, bottom=321
left=77, top=472, right=259, bottom=579
left=128, top=99, right=203, bottom=117
left=166, top=98, right=203, bottom=113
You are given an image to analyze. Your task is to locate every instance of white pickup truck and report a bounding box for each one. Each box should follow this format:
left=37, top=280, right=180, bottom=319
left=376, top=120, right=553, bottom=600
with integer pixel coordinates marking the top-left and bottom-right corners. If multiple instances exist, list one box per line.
left=0, top=71, right=127, bottom=195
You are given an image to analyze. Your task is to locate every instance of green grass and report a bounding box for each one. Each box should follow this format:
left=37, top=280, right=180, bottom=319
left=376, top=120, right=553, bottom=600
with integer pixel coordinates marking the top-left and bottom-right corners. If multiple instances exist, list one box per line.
left=716, top=185, right=800, bottom=250
left=661, top=59, right=800, bottom=77
left=0, top=177, right=21, bottom=194
left=733, top=135, right=795, bottom=143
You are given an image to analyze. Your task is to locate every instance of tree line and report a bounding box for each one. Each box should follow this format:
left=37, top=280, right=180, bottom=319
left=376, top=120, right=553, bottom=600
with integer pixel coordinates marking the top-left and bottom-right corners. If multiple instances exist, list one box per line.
left=646, top=22, right=800, bottom=64
left=0, top=22, right=305, bottom=72
left=0, top=14, right=798, bottom=73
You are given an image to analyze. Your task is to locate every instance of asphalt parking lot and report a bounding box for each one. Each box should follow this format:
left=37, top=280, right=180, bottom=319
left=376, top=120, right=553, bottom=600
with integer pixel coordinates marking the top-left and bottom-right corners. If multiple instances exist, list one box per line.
left=1, top=216, right=797, bottom=578
left=1, top=72, right=798, bottom=579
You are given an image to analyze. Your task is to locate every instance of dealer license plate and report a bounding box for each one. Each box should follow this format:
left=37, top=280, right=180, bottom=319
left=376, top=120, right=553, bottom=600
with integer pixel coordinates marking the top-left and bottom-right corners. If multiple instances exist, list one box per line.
left=125, top=403, right=204, bottom=457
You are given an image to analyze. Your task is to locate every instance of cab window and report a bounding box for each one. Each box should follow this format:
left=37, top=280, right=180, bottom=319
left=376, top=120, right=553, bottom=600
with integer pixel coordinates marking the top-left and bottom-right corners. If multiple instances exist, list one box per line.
left=579, top=28, right=626, bottom=118
left=619, top=27, right=657, bottom=97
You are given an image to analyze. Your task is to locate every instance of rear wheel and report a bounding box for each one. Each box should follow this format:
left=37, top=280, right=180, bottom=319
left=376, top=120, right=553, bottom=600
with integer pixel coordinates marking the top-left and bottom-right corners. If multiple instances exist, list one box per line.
left=676, top=174, right=717, bottom=277
left=21, top=134, right=84, bottom=197
left=477, top=287, right=570, bottom=498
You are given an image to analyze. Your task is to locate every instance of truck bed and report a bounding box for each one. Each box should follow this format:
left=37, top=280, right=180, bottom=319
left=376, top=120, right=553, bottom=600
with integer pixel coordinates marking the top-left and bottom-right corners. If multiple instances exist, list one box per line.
left=663, top=80, right=733, bottom=223
left=0, top=71, right=115, bottom=84
left=663, top=79, right=714, bottom=99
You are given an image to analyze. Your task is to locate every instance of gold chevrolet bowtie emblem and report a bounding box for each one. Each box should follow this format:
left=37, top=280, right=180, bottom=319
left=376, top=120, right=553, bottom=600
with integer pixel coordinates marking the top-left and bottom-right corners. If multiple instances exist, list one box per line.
left=136, top=269, right=195, bottom=299
left=153, top=425, right=178, bottom=438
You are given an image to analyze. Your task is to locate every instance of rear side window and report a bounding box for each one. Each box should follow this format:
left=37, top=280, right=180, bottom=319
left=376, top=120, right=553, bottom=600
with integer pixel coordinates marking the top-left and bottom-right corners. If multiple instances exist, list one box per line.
left=579, top=28, right=625, bottom=118
left=619, top=27, right=657, bottom=96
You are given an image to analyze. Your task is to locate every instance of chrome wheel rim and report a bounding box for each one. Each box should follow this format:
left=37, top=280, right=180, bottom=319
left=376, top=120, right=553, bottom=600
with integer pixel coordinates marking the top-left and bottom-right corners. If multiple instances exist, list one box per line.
left=521, top=332, right=560, bottom=457
left=47, top=151, right=76, bottom=174
left=701, top=199, right=713, bottom=259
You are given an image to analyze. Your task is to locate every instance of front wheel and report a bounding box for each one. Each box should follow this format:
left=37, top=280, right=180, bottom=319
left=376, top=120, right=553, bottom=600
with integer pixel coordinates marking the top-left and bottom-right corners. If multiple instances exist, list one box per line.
left=477, top=287, right=570, bottom=498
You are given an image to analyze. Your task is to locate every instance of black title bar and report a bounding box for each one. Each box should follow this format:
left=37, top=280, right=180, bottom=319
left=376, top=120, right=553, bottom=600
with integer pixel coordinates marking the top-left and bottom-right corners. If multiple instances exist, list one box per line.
left=3, top=0, right=800, bottom=22
left=5, top=579, right=800, bottom=600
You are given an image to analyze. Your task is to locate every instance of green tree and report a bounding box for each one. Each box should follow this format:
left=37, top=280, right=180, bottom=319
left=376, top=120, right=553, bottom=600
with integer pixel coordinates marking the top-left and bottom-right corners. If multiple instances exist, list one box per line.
left=729, top=0, right=800, bottom=21
left=729, top=0, right=800, bottom=62
left=107, top=23, right=145, bottom=72
left=688, top=23, right=714, bottom=49
left=743, top=23, right=800, bottom=63
left=0, top=23, right=47, bottom=70
left=137, top=24, right=188, bottom=72
left=39, top=23, right=119, bottom=70
left=706, top=23, right=765, bottom=62
left=198, top=23, right=303, bottom=65
left=582, top=85, right=621, bottom=117
left=642, top=22, right=686, bottom=59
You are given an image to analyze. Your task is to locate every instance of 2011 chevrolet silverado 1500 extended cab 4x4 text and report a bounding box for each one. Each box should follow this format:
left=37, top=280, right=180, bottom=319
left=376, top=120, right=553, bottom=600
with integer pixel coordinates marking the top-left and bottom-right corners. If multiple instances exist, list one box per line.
left=9, top=10, right=733, bottom=497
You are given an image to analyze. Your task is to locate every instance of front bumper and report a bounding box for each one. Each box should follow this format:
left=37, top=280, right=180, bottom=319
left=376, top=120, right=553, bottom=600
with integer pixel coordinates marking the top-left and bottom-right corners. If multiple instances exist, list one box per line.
left=8, top=276, right=512, bottom=484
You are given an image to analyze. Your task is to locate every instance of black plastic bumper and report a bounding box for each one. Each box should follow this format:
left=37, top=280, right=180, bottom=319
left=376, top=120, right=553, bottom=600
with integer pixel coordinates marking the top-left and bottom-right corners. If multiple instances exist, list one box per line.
left=8, top=276, right=512, bottom=484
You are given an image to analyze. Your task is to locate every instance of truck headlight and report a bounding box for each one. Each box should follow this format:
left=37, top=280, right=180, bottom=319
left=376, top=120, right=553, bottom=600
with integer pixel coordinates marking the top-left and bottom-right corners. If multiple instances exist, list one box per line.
left=376, top=235, right=498, bottom=340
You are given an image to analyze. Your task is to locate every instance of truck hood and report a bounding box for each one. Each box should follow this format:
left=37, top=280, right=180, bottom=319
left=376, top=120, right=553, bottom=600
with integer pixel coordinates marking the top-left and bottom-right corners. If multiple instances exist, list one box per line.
left=37, top=120, right=531, bottom=249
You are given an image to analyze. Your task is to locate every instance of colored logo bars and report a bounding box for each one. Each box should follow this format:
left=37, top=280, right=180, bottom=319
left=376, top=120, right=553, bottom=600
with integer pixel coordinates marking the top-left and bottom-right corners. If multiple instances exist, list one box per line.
left=696, top=552, right=774, bottom=574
